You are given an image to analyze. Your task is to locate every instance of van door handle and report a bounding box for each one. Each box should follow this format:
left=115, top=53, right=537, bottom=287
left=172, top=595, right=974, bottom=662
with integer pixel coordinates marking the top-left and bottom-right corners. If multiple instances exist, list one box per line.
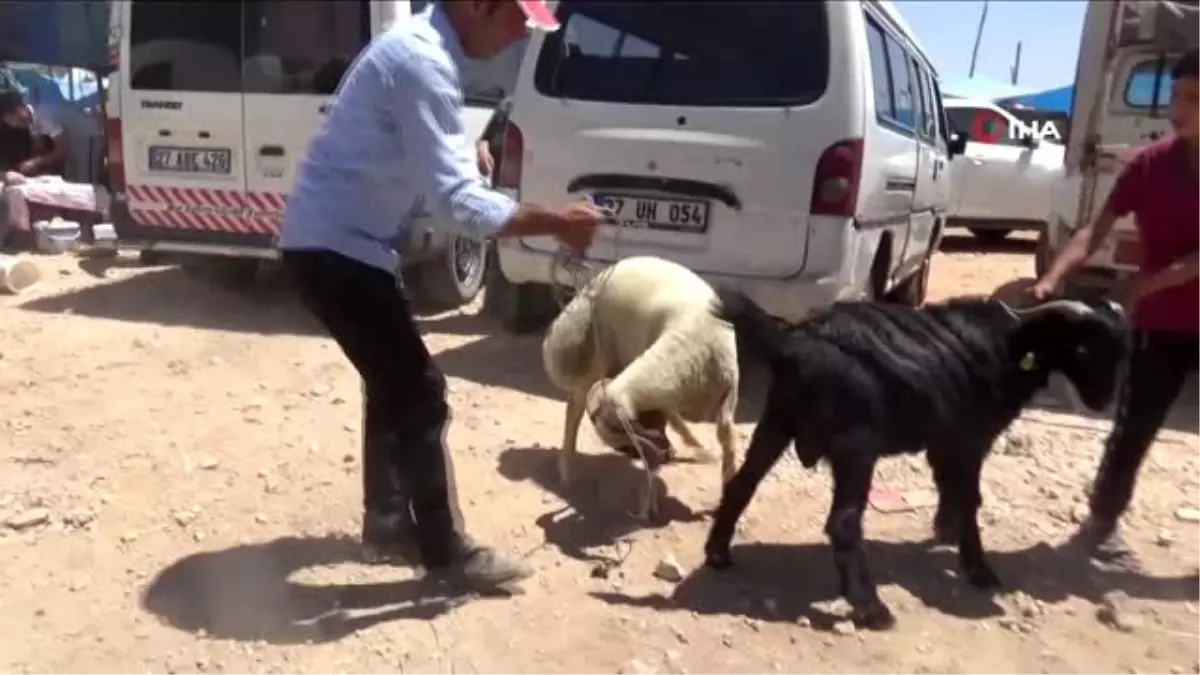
left=319, top=103, right=330, bottom=115
left=198, top=131, right=211, bottom=139
left=157, top=129, right=171, bottom=137
left=259, top=145, right=285, bottom=157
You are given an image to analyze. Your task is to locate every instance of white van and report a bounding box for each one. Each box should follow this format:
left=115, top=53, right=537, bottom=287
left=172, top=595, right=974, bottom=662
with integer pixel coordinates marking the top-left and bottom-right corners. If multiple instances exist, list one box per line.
left=483, top=0, right=967, bottom=331
left=103, top=0, right=500, bottom=306
left=1041, top=0, right=1198, bottom=288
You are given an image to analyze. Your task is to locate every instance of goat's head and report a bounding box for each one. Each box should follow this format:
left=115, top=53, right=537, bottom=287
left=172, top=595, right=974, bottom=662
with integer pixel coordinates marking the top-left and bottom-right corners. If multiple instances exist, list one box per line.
left=585, top=380, right=673, bottom=467
left=1005, top=298, right=1130, bottom=410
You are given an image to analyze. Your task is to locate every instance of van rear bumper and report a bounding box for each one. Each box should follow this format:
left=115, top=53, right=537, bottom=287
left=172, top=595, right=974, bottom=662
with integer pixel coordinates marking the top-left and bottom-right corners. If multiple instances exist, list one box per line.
left=494, top=240, right=856, bottom=323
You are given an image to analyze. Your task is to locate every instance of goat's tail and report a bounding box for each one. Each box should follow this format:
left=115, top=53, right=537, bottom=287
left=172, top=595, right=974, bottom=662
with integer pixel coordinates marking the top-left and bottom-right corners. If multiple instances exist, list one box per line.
left=541, top=290, right=597, bottom=391
left=713, top=287, right=789, bottom=363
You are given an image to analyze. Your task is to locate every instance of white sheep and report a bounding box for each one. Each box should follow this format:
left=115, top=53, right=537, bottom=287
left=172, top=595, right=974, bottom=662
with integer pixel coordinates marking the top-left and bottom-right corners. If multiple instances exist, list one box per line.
left=541, top=255, right=740, bottom=519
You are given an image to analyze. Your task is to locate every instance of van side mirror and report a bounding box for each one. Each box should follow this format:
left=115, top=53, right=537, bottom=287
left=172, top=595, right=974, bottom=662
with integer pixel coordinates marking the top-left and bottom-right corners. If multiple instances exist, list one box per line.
left=948, top=131, right=969, bottom=158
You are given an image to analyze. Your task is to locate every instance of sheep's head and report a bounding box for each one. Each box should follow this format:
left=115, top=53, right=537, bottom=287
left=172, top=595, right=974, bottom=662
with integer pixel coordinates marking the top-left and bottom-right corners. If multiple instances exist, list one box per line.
left=1006, top=298, right=1130, bottom=411
left=585, top=380, right=673, bottom=468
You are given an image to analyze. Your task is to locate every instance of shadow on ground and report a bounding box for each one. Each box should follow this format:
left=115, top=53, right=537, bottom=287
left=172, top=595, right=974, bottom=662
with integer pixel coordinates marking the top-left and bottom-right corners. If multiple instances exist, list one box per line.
left=939, top=232, right=1039, bottom=255
left=497, top=445, right=707, bottom=564
left=18, top=256, right=491, bottom=338
left=141, top=535, right=475, bottom=645
left=591, top=539, right=1200, bottom=630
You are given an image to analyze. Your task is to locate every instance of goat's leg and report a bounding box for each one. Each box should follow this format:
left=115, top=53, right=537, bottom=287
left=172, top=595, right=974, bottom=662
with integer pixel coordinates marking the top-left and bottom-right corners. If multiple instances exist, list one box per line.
left=558, top=387, right=588, bottom=485
left=955, top=454, right=1001, bottom=590
left=826, top=450, right=894, bottom=630
left=703, top=417, right=790, bottom=569
left=715, top=396, right=738, bottom=484
left=927, top=452, right=960, bottom=545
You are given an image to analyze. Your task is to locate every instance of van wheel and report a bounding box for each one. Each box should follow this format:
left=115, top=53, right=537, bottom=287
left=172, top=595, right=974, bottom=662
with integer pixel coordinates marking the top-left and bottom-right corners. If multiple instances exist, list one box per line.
left=968, top=227, right=1012, bottom=244
left=1034, top=228, right=1052, bottom=279
left=409, top=236, right=489, bottom=309
left=482, top=251, right=558, bottom=334
left=888, top=258, right=931, bottom=307
left=182, top=257, right=261, bottom=288
left=138, top=249, right=169, bottom=265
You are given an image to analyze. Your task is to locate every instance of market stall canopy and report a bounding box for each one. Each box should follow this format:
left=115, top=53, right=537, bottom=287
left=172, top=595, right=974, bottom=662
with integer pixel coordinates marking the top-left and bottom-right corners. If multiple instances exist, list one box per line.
left=1116, top=0, right=1199, bottom=51
left=0, top=1, right=111, bottom=71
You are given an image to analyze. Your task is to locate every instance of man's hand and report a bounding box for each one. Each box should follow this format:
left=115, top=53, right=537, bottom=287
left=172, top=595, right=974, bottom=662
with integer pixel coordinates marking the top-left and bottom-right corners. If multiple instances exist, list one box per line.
left=554, top=201, right=603, bottom=252
left=476, top=140, right=494, bottom=180
left=1028, top=277, right=1058, bottom=302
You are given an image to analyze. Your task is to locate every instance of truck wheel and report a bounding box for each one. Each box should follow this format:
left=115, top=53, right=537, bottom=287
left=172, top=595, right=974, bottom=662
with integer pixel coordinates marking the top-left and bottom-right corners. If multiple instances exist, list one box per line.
left=1034, top=228, right=1052, bottom=279
left=409, top=236, right=489, bottom=309
left=138, top=249, right=169, bottom=265
left=968, top=227, right=1012, bottom=244
left=482, top=249, right=558, bottom=334
left=888, top=257, right=931, bottom=307
left=182, top=257, right=260, bottom=288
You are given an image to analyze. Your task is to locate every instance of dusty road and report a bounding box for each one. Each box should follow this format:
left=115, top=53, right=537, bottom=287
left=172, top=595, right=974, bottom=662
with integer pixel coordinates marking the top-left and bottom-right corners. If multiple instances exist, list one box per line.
left=1, top=232, right=1197, bottom=674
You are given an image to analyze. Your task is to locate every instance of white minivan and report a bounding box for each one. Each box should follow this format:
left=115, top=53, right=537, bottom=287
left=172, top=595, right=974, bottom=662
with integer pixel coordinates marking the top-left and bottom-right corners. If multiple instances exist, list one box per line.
left=484, top=0, right=967, bottom=331
left=103, top=0, right=501, bottom=306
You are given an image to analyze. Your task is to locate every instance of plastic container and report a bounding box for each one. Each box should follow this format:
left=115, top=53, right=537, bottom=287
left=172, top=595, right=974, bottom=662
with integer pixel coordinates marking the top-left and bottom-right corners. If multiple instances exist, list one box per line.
left=0, top=254, right=42, bottom=294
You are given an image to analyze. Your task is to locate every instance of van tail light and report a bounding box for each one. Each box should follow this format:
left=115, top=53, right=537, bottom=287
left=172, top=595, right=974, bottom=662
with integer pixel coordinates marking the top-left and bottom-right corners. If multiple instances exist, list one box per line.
left=105, top=118, right=126, bottom=193
left=495, top=120, right=524, bottom=192
left=809, top=138, right=864, bottom=218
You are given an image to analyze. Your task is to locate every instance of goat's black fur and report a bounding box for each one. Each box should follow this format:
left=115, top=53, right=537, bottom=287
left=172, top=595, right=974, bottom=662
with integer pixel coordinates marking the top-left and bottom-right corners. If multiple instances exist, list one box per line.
left=706, top=290, right=1129, bottom=629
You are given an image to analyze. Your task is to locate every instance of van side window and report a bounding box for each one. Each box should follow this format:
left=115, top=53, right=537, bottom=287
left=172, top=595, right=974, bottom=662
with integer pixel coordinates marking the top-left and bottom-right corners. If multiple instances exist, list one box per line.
left=129, top=1, right=241, bottom=93
left=930, top=78, right=949, bottom=143
left=912, top=59, right=937, bottom=142
left=243, top=1, right=371, bottom=95
left=1124, top=58, right=1173, bottom=109
left=884, top=37, right=917, bottom=129
left=865, top=19, right=894, bottom=120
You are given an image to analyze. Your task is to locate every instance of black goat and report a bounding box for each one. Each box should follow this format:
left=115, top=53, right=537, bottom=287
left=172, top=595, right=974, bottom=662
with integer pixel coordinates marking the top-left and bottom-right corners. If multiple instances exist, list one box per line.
left=705, top=291, right=1129, bottom=630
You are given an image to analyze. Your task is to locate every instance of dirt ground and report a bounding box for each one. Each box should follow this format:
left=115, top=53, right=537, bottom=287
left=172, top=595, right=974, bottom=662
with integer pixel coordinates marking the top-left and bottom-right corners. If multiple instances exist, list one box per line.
left=1, top=231, right=1197, bottom=674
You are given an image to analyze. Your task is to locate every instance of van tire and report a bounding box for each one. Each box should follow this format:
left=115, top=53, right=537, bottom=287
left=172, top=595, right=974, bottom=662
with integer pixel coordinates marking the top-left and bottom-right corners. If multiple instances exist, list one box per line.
left=1034, top=228, right=1052, bottom=279
left=182, top=257, right=260, bottom=288
left=409, top=236, right=489, bottom=309
left=968, top=227, right=1012, bottom=244
left=138, top=249, right=169, bottom=265
left=888, top=258, right=930, bottom=307
left=482, top=252, right=558, bottom=334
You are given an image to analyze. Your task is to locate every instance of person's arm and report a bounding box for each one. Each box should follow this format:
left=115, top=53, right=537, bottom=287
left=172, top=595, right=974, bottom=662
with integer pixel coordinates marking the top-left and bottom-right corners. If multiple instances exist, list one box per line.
left=385, top=54, right=569, bottom=241
left=17, top=109, right=66, bottom=176
left=1034, top=156, right=1141, bottom=295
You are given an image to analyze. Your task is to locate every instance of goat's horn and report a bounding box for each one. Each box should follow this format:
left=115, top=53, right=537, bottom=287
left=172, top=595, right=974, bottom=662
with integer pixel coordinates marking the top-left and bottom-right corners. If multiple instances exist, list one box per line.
left=1014, top=299, right=1094, bottom=321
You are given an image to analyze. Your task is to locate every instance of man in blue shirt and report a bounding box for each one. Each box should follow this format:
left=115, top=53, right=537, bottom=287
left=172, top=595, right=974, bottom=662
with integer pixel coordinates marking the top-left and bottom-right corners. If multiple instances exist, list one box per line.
left=279, top=0, right=601, bottom=590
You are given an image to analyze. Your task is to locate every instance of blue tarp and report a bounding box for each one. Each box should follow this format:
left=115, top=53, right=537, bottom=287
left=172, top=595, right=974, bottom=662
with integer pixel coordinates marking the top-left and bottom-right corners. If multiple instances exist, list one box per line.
left=0, top=1, right=110, bottom=70
left=998, top=86, right=1074, bottom=114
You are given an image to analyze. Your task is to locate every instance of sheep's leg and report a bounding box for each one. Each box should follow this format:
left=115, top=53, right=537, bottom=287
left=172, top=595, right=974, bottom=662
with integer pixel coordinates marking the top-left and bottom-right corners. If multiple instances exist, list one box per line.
left=954, top=454, right=1001, bottom=590
left=666, top=413, right=715, bottom=463
left=704, top=416, right=790, bottom=569
left=826, top=450, right=894, bottom=630
left=558, top=387, right=588, bottom=485
left=715, top=397, right=738, bottom=484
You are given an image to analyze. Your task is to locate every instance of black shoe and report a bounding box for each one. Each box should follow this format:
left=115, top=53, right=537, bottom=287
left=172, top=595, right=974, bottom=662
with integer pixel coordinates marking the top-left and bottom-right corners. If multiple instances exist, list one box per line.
left=361, top=510, right=420, bottom=565
left=423, top=533, right=534, bottom=590
left=1070, top=516, right=1143, bottom=573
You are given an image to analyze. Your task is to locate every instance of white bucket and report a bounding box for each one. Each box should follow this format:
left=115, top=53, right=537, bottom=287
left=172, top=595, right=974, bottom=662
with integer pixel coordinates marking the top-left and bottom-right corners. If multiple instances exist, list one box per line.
left=0, top=254, right=42, bottom=294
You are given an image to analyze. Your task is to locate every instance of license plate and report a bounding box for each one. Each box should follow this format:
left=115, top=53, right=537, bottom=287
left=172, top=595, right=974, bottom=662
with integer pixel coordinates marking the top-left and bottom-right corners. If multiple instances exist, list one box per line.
left=593, top=193, right=710, bottom=233
left=1113, top=237, right=1140, bottom=265
left=148, top=146, right=232, bottom=175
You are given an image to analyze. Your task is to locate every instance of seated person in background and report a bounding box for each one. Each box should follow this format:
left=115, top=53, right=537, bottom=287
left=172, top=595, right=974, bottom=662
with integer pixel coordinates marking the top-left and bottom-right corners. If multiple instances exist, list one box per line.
left=1, top=88, right=66, bottom=185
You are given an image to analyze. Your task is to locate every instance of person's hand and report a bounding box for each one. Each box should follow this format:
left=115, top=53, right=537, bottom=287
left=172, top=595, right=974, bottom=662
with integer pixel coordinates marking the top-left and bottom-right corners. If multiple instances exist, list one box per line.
left=1027, top=277, right=1058, bottom=302
left=554, top=201, right=604, bottom=252
left=3, top=170, right=26, bottom=186
left=476, top=140, right=494, bottom=180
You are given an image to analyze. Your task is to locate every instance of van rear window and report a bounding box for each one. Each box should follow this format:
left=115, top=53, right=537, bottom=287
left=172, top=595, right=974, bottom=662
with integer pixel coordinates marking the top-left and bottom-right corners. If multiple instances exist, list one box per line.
left=532, top=1, right=829, bottom=107
left=129, top=1, right=242, bottom=93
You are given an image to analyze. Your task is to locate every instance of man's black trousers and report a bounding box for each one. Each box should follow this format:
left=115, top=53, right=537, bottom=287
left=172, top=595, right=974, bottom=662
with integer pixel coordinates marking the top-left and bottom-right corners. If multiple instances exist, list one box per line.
left=282, top=249, right=463, bottom=563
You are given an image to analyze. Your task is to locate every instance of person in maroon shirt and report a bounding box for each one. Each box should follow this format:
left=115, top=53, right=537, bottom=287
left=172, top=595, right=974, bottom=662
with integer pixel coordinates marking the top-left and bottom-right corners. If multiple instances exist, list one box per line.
left=1032, top=48, right=1199, bottom=571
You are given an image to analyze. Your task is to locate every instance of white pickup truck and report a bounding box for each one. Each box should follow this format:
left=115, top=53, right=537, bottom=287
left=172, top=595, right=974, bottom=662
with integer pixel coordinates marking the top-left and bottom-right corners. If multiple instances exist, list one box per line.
left=1040, top=0, right=1198, bottom=291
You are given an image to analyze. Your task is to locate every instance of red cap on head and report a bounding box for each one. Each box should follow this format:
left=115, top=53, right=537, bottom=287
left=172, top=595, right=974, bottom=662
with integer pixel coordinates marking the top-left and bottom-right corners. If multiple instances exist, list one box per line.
left=516, top=0, right=560, bottom=31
